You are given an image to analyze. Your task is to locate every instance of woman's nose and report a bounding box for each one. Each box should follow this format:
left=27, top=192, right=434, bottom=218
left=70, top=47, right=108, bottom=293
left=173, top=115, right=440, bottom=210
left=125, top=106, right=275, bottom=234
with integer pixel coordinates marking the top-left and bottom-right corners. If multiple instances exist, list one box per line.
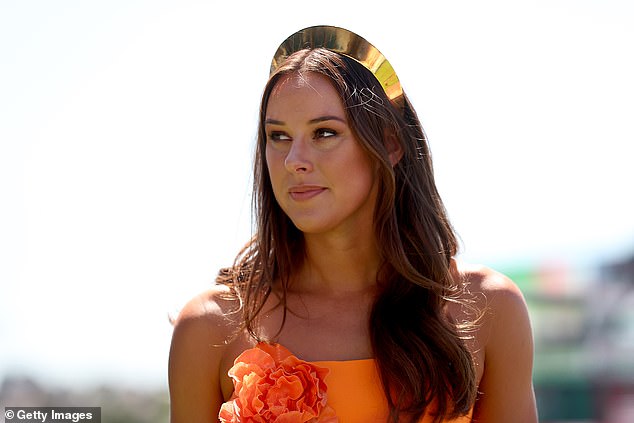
left=284, top=138, right=313, bottom=173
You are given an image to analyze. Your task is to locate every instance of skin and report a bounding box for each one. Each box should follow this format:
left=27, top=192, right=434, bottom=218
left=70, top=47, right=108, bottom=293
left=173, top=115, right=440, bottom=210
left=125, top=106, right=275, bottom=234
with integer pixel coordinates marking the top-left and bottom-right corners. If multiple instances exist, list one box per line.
left=168, top=72, right=538, bottom=422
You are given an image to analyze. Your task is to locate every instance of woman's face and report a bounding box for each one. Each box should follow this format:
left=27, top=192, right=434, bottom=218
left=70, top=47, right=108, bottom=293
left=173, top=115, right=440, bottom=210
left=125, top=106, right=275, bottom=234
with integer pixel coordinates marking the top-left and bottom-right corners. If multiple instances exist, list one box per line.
left=264, top=72, right=378, bottom=236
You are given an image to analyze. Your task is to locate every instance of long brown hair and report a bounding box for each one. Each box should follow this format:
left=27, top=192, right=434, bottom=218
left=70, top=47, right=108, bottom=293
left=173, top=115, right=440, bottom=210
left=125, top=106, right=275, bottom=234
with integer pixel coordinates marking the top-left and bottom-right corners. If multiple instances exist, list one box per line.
left=218, top=48, right=477, bottom=423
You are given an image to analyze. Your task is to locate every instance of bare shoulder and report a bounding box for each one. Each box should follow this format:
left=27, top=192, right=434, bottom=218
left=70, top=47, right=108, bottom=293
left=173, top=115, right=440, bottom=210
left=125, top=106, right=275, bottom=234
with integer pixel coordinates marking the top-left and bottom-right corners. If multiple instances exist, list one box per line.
left=459, top=262, right=524, bottom=300
left=457, top=262, right=538, bottom=422
left=457, top=262, right=529, bottom=325
left=171, top=284, right=241, bottom=340
left=456, top=262, right=533, bottom=360
left=168, top=285, right=242, bottom=423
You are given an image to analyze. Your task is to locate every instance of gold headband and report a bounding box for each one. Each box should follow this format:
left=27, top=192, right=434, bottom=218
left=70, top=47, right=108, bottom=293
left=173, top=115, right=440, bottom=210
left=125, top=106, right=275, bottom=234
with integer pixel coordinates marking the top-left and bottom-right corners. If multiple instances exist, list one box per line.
left=270, top=25, right=403, bottom=102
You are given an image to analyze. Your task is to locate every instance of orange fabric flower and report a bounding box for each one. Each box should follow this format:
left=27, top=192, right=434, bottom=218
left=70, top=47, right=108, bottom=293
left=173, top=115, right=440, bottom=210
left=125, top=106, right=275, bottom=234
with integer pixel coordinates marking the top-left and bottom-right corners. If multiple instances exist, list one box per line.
left=219, top=343, right=338, bottom=423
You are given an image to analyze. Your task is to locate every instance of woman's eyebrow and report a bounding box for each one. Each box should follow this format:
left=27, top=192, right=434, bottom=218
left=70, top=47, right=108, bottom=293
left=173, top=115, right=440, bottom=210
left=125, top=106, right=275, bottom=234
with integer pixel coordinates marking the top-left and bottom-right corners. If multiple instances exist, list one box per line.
left=265, top=118, right=284, bottom=126
left=308, top=115, right=346, bottom=124
left=265, top=115, right=346, bottom=126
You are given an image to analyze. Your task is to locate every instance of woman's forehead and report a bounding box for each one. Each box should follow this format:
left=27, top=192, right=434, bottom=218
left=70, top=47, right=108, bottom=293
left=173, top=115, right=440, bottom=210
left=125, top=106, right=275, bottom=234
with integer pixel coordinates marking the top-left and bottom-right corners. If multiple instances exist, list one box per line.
left=267, top=72, right=345, bottom=117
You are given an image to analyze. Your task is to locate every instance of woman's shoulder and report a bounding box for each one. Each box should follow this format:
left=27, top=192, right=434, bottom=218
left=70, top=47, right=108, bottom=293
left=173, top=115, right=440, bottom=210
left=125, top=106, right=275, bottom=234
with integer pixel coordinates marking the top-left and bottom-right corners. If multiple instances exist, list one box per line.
left=169, top=285, right=246, bottom=422
left=456, top=262, right=538, bottom=421
left=455, top=261, right=532, bottom=337
left=171, top=284, right=242, bottom=344
left=458, top=262, right=527, bottom=310
left=450, top=262, right=532, bottom=361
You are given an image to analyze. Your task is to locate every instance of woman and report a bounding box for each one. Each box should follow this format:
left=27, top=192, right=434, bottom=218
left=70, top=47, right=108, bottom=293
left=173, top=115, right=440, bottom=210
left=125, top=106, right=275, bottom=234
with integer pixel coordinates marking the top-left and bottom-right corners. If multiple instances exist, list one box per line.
left=169, top=26, right=537, bottom=423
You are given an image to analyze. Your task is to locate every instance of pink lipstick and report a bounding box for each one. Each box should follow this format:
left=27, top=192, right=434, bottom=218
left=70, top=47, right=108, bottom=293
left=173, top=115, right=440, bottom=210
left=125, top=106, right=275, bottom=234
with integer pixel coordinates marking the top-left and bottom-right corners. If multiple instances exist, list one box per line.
left=288, top=185, right=326, bottom=201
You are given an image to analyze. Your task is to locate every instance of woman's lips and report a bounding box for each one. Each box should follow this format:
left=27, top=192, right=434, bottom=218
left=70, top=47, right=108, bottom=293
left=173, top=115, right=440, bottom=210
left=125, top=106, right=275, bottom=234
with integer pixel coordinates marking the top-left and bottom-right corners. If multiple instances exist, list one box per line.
left=288, top=186, right=326, bottom=201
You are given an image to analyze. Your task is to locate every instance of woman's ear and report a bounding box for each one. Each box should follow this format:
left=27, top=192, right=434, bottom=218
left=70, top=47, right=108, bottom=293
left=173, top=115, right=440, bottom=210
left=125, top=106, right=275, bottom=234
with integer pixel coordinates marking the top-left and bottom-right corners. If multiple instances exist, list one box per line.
left=385, top=132, right=404, bottom=166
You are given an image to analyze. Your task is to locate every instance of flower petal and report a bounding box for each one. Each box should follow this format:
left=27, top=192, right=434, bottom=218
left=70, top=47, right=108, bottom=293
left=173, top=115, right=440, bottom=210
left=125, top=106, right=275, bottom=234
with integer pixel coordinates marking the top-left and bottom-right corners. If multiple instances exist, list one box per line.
left=218, top=400, right=237, bottom=423
left=256, top=342, right=294, bottom=363
left=218, top=343, right=337, bottom=422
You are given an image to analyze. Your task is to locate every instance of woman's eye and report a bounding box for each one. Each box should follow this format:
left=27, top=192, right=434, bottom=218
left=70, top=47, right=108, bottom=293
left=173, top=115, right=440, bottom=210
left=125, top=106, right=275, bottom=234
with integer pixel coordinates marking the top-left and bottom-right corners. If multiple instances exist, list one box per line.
left=315, top=128, right=337, bottom=139
left=269, top=131, right=291, bottom=142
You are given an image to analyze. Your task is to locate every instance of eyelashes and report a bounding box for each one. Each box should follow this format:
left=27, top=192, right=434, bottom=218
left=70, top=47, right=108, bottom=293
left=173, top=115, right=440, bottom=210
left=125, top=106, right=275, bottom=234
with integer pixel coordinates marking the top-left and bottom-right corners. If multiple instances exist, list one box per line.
left=267, top=128, right=338, bottom=142
left=268, top=131, right=291, bottom=142
left=314, top=128, right=337, bottom=138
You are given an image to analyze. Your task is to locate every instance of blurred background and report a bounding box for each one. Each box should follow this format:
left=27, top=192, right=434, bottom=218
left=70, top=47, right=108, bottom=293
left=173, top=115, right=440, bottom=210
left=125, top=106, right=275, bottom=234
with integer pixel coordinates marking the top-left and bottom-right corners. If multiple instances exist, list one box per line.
left=1, top=1, right=633, bottom=422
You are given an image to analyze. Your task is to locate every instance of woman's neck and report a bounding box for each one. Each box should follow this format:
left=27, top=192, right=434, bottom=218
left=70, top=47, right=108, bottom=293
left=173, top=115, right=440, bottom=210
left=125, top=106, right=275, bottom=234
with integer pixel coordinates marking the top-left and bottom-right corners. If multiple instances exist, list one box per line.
left=294, top=232, right=381, bottom=295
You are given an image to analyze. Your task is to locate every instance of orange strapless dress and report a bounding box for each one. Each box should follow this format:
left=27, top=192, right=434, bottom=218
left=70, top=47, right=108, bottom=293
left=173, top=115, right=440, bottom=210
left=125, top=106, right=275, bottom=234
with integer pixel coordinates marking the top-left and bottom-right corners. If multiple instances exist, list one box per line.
left=220, top=343, right=473, bottom=423
left=314, top=358, right=472, bottom=423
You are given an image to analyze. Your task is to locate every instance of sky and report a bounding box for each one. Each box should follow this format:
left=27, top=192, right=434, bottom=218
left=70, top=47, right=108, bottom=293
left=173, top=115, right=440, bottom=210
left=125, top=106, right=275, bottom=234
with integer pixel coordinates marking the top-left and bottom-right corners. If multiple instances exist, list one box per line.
left=1, top=0, right=633, bottom=390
